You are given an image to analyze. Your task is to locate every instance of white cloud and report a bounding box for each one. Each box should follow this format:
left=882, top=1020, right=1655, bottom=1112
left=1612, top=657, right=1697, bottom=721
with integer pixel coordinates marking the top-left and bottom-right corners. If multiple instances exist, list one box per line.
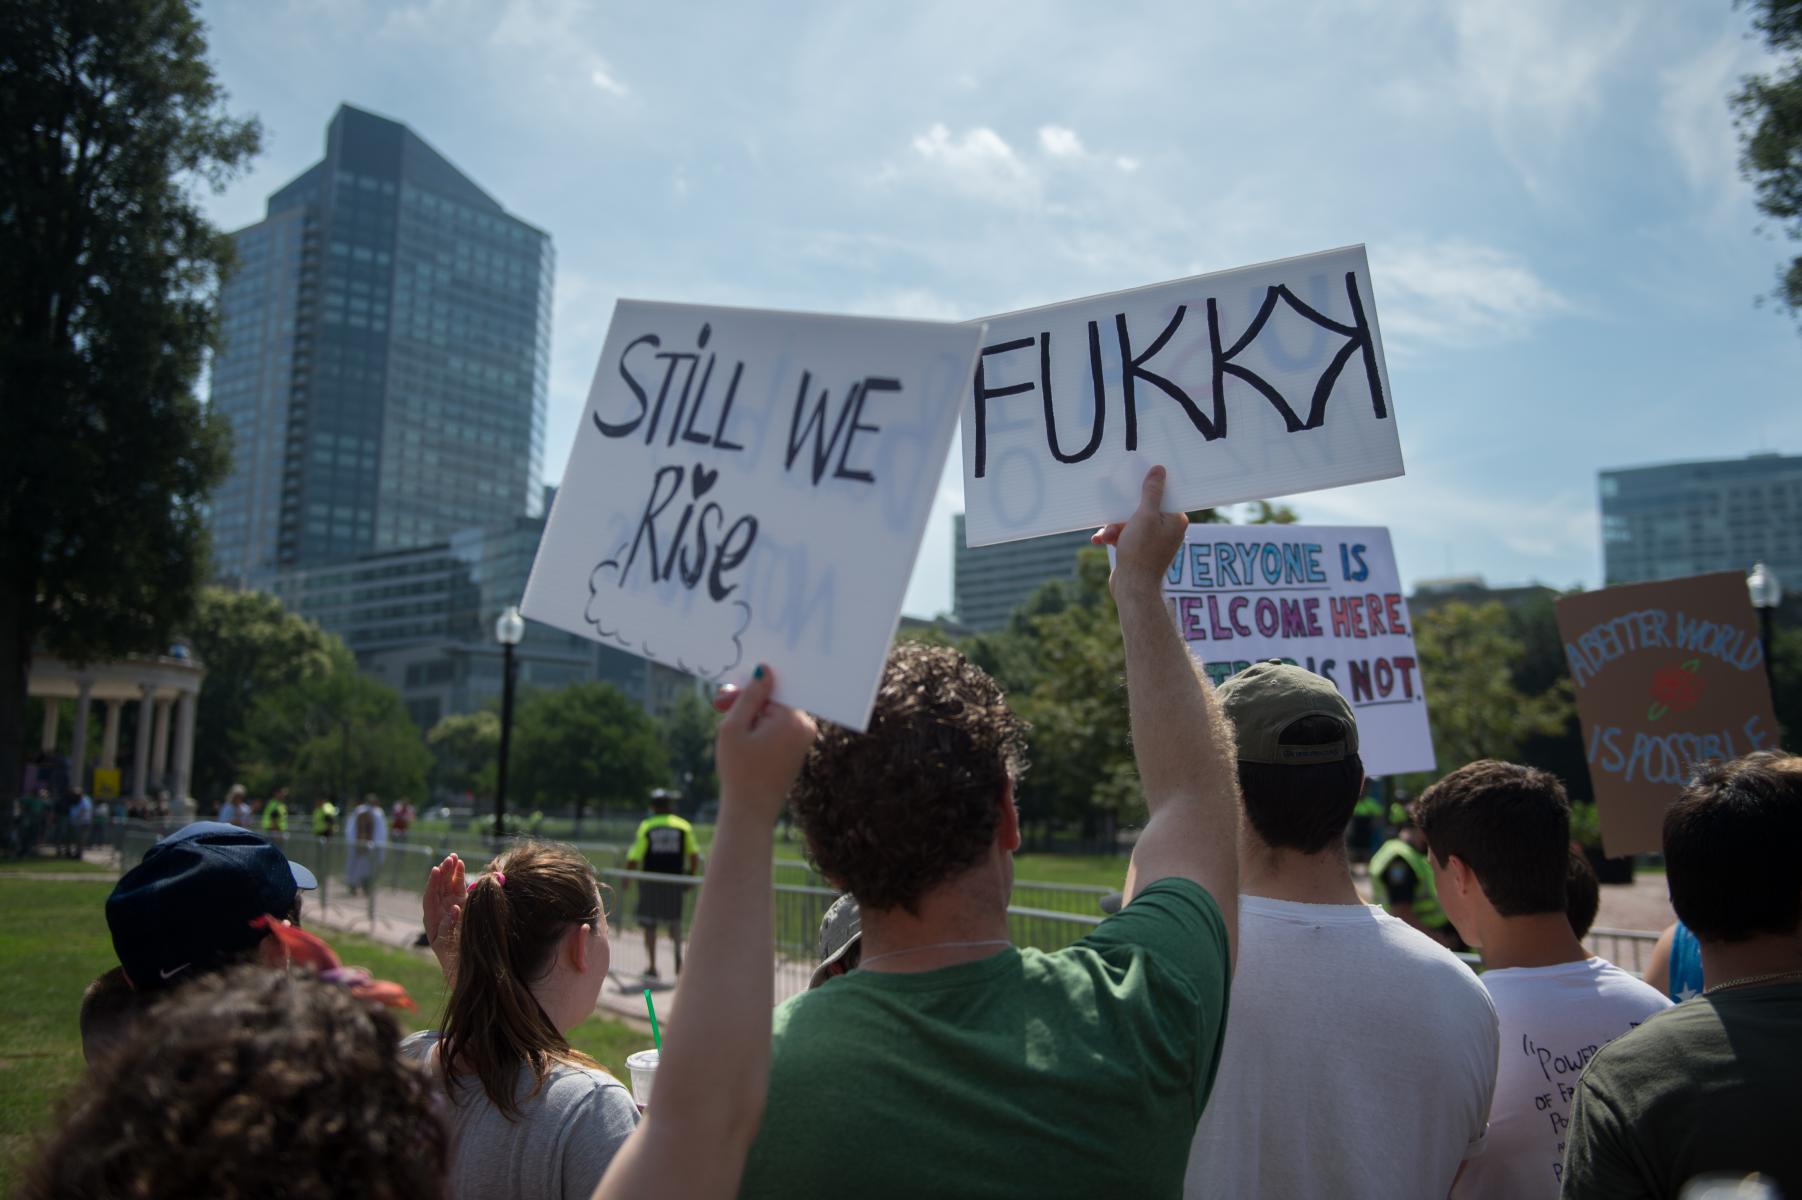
left=846, top=287, right=964, bottom=322
left=1660, top=29, right=1767, bottom=210
left=1115, top=155, right=1141, bottom=174
left=907, top=123, right=1039, bottom=206
left=590, top=65, right=628, bottom=96
left=1298, top=474, right=1596, bottom=582
left=1446, top=0, right=1643, bottom=194
left=1038, top=125, right=1084, bottom=158
left=1372, top=238, right=1573, bottom=353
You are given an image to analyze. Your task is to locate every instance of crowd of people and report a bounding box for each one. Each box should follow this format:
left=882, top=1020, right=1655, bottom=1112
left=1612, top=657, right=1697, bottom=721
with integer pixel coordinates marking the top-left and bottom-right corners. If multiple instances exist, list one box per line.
left=17, top=466, right=1801, bottom=1198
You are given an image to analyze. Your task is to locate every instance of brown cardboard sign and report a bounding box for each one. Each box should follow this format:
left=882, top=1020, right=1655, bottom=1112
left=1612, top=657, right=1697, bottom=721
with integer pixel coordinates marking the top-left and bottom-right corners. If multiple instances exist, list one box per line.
left=1555, top=572, right=1779, bottom=856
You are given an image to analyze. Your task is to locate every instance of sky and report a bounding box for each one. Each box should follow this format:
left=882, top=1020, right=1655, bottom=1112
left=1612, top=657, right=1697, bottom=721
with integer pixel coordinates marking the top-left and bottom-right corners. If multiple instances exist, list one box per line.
left=197, top=0, right=1802, bottom=617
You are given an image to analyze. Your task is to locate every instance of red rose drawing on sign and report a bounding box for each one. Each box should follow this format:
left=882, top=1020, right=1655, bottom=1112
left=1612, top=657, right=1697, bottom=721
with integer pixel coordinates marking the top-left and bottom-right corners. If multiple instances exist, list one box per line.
left=1646, top=658, right=1704, bottom=722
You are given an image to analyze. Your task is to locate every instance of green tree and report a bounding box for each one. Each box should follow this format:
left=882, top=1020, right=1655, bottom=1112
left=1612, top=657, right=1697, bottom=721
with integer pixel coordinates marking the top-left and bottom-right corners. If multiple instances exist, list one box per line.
left=187, top=587, right=342, bottom=806
left=958, top=501, right=1301, bottom=846
left=657, top=688, right=719, bottom=805
left=1502, top=590, right=1594, bottom=799
left=426, top=709, right=500, bottom=798
left=1735, top=0, right=1802, bottom=314
left=1412, top=601, right=1575, bottom=773
left=235, top=662, right=430, bottom=805
left=1771, top=620, right=1802, bottom=748
left=0, top=0, right=259, bottom=840
left=509, top=683, right=669, bottom=825
left=1008, top=549, right=1141, bottom=843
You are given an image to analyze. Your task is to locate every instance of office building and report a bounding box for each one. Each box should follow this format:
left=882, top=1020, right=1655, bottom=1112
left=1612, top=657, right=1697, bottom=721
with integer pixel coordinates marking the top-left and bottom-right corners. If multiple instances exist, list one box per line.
left=256, top=513, right=690, bottom=731
left=1600, top=452, right=1802, bottom=588
left=209, top=104, right=552, bottom=579
left=952, top=514, right=1093, bottom=631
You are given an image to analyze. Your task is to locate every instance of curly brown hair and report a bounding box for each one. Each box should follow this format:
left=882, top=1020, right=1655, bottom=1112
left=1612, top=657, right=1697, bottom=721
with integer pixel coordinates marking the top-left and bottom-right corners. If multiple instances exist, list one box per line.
left=22, top=965, right=448, bottom=1200
left=791, top=642, right=1028, bottom=913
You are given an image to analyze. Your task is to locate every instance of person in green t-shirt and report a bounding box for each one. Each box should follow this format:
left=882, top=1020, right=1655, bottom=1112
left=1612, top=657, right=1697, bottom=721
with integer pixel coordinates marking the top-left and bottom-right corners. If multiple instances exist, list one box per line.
left=736, top=466, right=1237, bottom=1200
left=1563, top=751, right=1802, bottom=1198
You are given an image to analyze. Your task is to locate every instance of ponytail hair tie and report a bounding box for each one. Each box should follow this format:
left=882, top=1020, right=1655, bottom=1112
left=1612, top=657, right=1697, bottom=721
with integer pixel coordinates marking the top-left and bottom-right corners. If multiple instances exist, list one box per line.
left=467, top=871, right=506, bottom=892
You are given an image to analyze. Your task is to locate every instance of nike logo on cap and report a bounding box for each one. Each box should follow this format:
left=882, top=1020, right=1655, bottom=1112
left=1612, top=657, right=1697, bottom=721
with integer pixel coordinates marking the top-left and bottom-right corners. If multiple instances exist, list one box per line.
left=160, top=963, right=191, bottom=981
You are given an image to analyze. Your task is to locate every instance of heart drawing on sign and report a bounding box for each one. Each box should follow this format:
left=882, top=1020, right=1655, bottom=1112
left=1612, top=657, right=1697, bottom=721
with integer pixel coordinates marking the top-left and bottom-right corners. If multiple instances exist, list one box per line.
left=691, top=464, right=718, bottom=499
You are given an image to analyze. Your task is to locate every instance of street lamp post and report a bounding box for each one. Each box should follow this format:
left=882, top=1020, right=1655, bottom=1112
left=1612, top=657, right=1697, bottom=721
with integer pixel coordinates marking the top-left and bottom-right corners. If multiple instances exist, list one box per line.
left=1747, top=562, right=1783, bottom=694
left=494, top=605, right=525, bottom=845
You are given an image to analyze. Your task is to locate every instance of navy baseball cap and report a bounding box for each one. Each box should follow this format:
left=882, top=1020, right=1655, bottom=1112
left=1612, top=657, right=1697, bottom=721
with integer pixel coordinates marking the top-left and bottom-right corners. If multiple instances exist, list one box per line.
left=106, top=822, right=317, bottom=992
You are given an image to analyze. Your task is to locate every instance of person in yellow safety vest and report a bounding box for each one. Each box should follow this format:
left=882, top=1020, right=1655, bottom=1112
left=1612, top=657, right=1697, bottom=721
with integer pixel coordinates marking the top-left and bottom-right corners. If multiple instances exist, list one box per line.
left=624, top=789, right=700, bottom=980
left=1371, top=820, right=1464, bottom=951
left=311, top=798, right=339, bottom=839
left=262, top=787, right=290, bottom=834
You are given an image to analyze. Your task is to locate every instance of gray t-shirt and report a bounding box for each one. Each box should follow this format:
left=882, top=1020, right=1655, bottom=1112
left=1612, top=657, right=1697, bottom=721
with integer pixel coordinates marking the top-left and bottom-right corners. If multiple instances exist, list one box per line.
left=402, top=1030, right=639, bottom=1200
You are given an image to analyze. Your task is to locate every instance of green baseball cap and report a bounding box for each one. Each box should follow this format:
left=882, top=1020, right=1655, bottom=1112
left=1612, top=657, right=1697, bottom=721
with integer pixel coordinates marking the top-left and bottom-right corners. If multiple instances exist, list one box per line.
left=1216, top=660, right=1358, bottom=765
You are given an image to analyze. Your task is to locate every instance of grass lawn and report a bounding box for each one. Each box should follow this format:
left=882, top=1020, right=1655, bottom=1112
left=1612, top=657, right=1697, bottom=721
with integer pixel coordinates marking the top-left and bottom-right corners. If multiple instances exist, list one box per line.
left=0, top=857, right=115, bottom=875
left=0, top=875, right=648, bottom=1195
left=1011, top=852, right=1130, bottom=890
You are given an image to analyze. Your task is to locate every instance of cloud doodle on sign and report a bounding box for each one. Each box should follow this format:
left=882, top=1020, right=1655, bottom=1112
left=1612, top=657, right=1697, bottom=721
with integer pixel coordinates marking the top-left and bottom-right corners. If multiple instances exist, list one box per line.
left=586, top=549, right=752, bottom=681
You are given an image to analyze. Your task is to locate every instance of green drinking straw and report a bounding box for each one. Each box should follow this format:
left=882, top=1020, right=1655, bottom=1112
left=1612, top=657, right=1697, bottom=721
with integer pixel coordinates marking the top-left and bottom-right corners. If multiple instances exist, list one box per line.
left=643, top=988, right=663, bottom=1052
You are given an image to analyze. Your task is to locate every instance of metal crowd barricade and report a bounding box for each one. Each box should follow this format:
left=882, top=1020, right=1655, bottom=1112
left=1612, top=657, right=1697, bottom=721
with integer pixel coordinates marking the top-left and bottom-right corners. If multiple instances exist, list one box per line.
left=596, top=867, right=1112, bottom=1003
left=1585, top=927, right=1661, bottom=975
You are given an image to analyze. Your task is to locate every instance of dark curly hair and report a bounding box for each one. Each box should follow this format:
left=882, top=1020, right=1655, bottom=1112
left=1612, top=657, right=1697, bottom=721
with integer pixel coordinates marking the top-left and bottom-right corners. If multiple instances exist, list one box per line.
left=22, top=965, right=448, bottom=1200
left=791, top=642, right=1028, bottom=913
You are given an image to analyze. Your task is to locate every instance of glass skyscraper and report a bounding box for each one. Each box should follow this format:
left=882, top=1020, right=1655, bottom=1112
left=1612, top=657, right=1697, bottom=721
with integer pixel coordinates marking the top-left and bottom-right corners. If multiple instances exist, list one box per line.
left=209, top=104, right=552, bottom=579
left=1600, top=452, right=1802, bottom=587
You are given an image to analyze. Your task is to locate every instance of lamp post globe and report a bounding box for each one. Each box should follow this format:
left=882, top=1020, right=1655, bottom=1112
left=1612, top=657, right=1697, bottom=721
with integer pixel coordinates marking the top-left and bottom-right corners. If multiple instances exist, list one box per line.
left=493, top=606, right=524, bottom=844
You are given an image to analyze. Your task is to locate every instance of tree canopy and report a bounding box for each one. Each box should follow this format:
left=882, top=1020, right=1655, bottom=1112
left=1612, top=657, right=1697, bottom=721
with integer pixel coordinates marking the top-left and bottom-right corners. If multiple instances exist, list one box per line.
left=426, top=709, right=500, bottom=799
left=1, top=0, right=259, bottom=831
left=657, top=687, right=720, bottom=805
left=508, top=682, right=670, bottom=823
left=1409, top=600, right=1575, bottom=777
left=187, top=587, right=343, bottom=806
left=235, top=664, right=430, bottom=806
left=1735, top=0, right=1802, bottom=314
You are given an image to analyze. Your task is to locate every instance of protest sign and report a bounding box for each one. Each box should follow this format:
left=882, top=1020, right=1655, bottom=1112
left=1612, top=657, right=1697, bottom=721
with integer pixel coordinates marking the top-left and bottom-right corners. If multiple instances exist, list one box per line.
left=523, top=301, right=985, bottom=730
left=961, top=245, right=1402, bottom=547
left=1143, top=524, right=1433, bottom=776
left=1555, top=573, right=1779, bottom=856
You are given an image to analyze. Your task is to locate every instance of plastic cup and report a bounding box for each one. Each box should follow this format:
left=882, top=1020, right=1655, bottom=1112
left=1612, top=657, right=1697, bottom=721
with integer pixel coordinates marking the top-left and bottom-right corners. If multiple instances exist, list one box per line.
left=626, top=1048, right=659, bottom=1111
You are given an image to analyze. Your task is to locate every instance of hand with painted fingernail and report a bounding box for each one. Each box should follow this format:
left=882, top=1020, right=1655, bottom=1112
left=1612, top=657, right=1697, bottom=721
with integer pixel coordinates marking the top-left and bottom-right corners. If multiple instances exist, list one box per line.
left=714, top=665, right=816, bottom=826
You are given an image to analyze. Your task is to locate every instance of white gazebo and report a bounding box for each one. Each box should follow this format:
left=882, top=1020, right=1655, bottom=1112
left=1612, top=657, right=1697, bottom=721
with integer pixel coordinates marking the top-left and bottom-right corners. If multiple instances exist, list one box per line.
left=28, top=650, right=205, bottom=812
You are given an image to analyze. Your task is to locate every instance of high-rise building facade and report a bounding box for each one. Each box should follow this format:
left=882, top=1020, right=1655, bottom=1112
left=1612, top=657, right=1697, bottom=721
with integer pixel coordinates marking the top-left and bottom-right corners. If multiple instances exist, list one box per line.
left=209, top=104, right=552, bottom=580
left=1600, top=452, right=1802, bottom=587
left=952, top=514, right=1093, bottom=631
left=254, top=513, right=691, bottom=731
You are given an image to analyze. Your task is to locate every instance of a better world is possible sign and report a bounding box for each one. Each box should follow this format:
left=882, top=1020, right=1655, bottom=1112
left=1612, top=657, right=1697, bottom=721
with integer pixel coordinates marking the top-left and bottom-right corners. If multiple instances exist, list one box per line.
left=1556, top=572, right=1779, bottom=856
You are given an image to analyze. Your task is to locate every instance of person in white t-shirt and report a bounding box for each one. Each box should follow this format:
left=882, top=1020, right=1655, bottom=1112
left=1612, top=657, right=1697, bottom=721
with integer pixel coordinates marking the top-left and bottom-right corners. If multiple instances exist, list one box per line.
left=1186, top=662, right=1499, bottom=1200
left=1415, top=760, right=1669, bottom=1200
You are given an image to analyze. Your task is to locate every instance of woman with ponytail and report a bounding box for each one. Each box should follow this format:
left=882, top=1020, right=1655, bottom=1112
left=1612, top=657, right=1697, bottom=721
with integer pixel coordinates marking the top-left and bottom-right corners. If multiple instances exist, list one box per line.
left=407, top=839, right=636, bottom=1200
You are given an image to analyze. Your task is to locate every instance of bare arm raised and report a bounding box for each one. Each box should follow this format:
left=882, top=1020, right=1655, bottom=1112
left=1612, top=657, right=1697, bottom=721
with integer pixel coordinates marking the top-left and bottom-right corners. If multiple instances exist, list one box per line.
left=1094, top=465, right=1240, bottom=962
left=593, top=664, right=816, bottom=1200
